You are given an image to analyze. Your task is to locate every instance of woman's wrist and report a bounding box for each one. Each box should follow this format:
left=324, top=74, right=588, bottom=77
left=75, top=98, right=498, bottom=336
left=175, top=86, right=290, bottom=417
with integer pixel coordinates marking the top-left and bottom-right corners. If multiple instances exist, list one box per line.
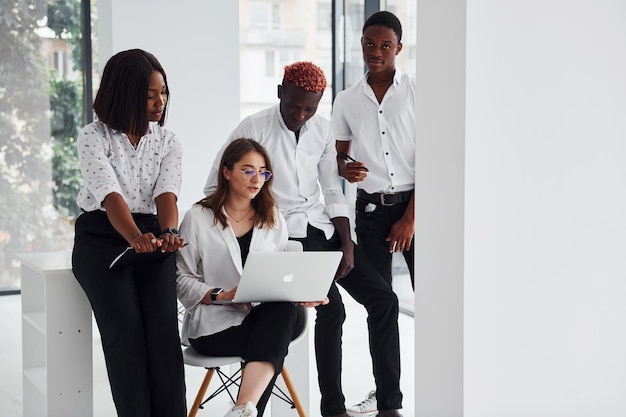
left=160, top=227, right=179, bottom=236
left=129, top=233, right=148, bottom=246
left=210, top=287, right=223, bottom=303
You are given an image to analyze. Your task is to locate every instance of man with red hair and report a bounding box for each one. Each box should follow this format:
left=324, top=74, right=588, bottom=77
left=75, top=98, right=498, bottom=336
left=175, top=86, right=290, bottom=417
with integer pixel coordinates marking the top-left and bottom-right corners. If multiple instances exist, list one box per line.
left=204, top=61, right=403, bottom=417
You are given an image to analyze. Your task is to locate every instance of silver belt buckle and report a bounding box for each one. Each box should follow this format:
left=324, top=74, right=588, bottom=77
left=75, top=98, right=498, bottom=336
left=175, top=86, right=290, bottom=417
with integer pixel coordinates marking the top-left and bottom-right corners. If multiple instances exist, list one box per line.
left=379, top=193, right=394, bottom=206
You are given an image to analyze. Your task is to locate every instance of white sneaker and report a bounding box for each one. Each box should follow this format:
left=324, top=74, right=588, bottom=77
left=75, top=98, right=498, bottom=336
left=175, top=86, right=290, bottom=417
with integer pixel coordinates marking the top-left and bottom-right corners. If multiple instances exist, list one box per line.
left=224, top=401, right=258, bottom=417
left=347, top=390, right=377, bottom=416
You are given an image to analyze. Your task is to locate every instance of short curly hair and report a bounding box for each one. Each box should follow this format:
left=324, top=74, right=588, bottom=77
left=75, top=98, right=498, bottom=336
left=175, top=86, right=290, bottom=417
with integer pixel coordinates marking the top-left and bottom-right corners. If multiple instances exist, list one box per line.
left=283, top=62, right=327, bottom=93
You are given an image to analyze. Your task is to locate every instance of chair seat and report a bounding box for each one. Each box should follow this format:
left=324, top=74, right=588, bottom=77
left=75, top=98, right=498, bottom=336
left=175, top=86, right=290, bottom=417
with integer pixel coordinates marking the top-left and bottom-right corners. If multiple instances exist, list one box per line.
left=182, top=346, right=242, bottom=368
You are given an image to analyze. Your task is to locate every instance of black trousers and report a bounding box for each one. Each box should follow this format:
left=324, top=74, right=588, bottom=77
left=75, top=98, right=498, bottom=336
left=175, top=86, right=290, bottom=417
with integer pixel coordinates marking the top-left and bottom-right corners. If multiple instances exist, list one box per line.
left=292, top=225, right=402, bottom=416
left=72, top=211, right=186, bottom=417
left=356, top=198, right=415, bottom=288
left=189, top=302, right=305, bottom=417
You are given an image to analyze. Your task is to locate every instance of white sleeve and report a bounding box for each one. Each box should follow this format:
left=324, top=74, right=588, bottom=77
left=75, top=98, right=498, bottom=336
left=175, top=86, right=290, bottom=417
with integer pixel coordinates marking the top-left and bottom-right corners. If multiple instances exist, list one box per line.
left=175, top=209, right=211, bottom=309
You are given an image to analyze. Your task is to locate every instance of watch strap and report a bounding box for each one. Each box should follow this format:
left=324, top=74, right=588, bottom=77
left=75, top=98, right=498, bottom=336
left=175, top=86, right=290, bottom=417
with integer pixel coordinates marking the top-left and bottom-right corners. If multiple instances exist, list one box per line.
left=160, top=227, right=179, bottom=236
left=210, top=288, right=223, bottom=302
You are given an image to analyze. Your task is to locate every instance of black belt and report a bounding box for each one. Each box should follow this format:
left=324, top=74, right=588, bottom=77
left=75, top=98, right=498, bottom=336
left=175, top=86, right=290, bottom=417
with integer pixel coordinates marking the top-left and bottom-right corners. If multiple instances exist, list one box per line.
left=357, top=189, right=413, bottom=207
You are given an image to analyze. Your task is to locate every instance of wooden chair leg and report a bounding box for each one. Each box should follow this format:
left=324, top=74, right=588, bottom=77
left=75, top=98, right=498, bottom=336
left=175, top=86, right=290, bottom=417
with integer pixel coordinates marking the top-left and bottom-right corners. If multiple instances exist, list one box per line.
left=280, top=366, right=307, bottom=417
left=188, top=368, right=216, bottom=417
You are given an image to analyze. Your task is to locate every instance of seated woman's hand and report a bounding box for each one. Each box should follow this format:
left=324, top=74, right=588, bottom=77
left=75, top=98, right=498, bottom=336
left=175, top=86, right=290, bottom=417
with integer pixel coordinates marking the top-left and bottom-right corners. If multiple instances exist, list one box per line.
left=220, top=287, right=237, bottom=302
left=223, top=287, right=254, bottom=310
left=299, top=297, right=329, bottom=308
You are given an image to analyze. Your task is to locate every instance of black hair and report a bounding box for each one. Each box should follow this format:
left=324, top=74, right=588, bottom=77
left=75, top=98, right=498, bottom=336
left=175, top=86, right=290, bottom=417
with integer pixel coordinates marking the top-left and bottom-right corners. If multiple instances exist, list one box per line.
left=92, top=49, right=169, bottom=136
left=363, top=11, right=402, bottom=43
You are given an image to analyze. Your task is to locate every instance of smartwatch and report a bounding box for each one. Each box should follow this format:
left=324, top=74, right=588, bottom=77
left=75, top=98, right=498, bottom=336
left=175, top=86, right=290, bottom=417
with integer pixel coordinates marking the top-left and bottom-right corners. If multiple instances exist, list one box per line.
left=160, top=227, right=179, bottom=236
left=210, top=288, right=223, bottom=302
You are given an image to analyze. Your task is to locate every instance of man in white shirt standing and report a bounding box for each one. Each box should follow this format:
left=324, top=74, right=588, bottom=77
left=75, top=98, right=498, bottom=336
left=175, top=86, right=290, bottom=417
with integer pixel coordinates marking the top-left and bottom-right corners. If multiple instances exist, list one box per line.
left=204, top=62, right=403, bottom=417
left=333, top=10, right=415, bottom=289
left=331, top=11, right=415, bottom=416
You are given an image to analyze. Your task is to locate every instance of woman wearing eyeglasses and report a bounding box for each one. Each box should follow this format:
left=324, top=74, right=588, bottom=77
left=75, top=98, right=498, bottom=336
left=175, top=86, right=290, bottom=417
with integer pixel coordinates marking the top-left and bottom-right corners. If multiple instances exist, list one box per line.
left=176, top=138, right=327, bottom=417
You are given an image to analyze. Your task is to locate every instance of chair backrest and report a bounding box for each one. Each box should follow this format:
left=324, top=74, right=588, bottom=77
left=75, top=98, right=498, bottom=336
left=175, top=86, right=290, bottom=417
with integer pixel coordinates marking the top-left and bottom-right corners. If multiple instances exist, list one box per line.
left=286, top=240, right=303, bottom=252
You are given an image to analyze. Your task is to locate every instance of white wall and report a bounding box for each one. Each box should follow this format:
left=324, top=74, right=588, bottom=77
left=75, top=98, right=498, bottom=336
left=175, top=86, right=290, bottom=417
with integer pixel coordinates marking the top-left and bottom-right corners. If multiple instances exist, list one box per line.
left=97, top=0, right=240, bottom=212
left=415, top=1, right=626, bottom=416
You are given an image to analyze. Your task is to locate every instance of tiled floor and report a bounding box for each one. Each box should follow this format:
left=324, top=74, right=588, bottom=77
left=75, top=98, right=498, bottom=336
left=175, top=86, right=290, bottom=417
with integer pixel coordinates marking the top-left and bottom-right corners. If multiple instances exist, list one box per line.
left=0, top=275, right=414, bottom=417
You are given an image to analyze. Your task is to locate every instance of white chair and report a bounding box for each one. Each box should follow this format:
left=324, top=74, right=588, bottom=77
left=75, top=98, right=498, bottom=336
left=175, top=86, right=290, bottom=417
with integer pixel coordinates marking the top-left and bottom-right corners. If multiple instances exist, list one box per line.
left=183, top=240, right=307, bottom=417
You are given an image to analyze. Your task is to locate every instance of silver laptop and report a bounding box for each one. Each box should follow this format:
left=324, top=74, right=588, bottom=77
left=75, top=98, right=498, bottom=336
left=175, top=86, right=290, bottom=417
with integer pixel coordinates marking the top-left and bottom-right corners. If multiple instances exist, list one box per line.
left=215, top=251, right=342, bottom=304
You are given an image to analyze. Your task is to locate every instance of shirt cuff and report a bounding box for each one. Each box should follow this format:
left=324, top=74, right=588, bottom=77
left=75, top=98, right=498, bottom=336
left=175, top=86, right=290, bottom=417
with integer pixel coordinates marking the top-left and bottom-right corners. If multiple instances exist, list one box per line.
left=325, top=202, right=350, bottom=220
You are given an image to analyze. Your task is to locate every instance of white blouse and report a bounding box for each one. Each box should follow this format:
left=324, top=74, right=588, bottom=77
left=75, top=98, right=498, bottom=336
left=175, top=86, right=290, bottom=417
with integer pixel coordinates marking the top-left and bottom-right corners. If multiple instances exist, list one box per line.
left=176, top=204, right=289, bottom=345
left=76, top=120, right=182, bottom=213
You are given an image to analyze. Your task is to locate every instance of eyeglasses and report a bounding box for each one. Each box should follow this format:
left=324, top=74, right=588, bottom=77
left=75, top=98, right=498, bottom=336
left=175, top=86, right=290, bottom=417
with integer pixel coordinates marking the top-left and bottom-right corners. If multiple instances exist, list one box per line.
left=239, top=169, right=272, bottom=182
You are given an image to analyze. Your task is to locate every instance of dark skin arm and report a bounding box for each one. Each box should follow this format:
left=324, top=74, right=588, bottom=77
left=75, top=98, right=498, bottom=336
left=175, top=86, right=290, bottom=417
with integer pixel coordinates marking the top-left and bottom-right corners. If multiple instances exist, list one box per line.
left=103, top=192, right=161, bottom=253
left=336, top=141, right=368, bottom=183
left=155, top=192, right=185, bottom=252
left=330, top=216, right=354, bottom=280
left=103, top=192, right=184, bottom=253
left=388, top=192, right=414, bottom=253
left=335, top=141, right=414, bottom=253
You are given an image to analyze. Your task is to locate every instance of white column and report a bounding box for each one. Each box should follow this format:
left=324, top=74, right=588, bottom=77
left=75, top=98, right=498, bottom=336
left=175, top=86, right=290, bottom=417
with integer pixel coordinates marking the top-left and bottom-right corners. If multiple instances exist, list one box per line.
left=413, top=1, right=626, bottom=416
left=413, top=0, right=466, bottom=416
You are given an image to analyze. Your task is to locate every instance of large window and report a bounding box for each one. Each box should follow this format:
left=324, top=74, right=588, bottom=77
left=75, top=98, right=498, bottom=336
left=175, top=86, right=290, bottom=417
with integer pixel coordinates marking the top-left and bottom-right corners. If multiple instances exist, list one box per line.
left=1, top=0, right=416, bottom=297
left=0, top=0, right=96, bottom=292
left=249, top=0, right=284, bottom=29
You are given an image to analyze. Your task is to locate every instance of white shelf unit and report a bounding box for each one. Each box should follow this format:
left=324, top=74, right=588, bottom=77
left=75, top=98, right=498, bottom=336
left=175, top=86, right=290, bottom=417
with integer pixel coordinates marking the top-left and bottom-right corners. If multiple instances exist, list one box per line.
left=19, top=251, right=93, bottom=417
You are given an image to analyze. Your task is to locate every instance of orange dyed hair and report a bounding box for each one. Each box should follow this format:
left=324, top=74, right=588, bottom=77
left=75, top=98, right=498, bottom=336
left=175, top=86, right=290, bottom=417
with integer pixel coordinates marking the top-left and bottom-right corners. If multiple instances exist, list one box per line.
left=283, top=62, right=327, bottom=93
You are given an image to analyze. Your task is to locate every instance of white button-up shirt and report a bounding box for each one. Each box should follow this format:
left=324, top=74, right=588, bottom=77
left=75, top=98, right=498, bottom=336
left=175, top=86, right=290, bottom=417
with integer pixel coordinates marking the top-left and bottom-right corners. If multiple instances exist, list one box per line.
left=204, top=105, right=348, bottom=239
left=76, top=121, right=182, bottom=213
left=331, top=70, right=416, bottom=194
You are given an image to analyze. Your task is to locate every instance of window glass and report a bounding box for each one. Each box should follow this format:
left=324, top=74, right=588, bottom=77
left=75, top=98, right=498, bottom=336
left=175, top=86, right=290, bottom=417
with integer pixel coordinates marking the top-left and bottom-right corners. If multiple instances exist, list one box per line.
left=317, top=1, right=332, bottom=30
left=250, top=1, right=284, bottom=29
left=386, top=0, right=417, bottom=76
left=265, top=50, right=277, bottom=76
left=0, top=0, right=96, bottom=291
left=240, top=0, right=333, bottom=119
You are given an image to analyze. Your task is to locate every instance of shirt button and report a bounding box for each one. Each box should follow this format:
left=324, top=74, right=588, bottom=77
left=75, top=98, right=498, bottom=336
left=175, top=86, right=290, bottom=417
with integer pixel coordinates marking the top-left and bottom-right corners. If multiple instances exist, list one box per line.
left=382, top=131, right=385, bottom=134
left=379, top=110, right=383, bottom=114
